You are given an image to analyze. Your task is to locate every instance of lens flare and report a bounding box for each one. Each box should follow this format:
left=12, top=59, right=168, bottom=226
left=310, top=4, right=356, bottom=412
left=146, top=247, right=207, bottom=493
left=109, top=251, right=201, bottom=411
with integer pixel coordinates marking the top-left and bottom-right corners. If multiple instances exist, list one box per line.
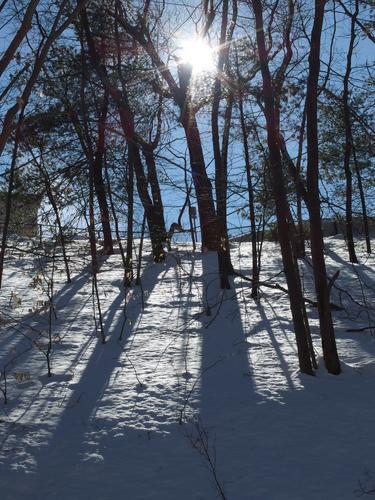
left=178, top=38, right=216, bottom=73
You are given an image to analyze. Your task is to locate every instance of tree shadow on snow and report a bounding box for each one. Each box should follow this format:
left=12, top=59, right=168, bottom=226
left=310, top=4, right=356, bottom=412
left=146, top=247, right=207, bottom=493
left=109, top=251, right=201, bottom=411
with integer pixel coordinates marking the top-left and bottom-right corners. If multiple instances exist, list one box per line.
left=0, top=256, right=174, bottom=498
left=186, top=252, right=259, bottom=495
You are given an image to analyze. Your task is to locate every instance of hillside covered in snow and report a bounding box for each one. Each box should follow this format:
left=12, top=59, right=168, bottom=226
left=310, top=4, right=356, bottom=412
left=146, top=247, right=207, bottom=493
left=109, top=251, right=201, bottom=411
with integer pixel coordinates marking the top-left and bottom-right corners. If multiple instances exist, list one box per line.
left=1, top=236, right=375, bottom=500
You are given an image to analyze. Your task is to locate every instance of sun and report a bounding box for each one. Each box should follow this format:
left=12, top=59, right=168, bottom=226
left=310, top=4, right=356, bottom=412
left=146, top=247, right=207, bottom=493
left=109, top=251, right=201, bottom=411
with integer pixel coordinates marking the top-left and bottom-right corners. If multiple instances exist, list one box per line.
left=178, top=38, right=216, bottom=74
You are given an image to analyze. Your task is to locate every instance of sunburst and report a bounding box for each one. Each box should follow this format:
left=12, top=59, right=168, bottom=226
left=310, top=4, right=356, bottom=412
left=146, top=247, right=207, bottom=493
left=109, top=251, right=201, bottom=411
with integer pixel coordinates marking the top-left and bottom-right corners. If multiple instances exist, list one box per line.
left=178, top=37, right=216, bottom=74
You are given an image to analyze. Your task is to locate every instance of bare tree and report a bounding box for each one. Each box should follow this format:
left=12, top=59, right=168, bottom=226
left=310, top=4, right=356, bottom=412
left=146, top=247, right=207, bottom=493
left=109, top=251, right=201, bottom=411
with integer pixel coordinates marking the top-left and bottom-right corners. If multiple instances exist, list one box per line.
left=305, top=0, right=340, bottom=374
left=0, top=0, right=90, bottom=158
left=249, top=0, right=315, bottom=375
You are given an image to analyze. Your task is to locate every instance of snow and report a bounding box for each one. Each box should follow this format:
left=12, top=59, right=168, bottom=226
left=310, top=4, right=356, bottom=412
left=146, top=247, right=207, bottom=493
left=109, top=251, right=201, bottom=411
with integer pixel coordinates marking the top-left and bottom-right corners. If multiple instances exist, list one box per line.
left=1, top=236, right=375, bottom=499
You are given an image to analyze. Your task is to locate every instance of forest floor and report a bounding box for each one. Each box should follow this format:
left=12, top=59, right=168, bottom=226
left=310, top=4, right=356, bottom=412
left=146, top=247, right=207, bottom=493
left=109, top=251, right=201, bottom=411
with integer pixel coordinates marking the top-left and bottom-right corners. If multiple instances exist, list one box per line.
left=0, top=235, right=375, bottom=500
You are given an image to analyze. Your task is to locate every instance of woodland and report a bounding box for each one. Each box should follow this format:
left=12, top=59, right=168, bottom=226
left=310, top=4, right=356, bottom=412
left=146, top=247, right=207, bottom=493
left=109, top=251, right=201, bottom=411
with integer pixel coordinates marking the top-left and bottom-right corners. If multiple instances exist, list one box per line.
left=0, top=1, right=374, bottom=499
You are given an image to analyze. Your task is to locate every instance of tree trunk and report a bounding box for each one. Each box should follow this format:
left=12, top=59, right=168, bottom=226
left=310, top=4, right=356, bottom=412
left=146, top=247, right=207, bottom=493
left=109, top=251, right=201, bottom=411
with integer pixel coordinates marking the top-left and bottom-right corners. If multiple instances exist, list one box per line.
left=104, top=152, right=127, bottom=268
left=124, top=156, right=134, bottom=286
left=296, top=108, right=307, bottom=258
left=0, top=112, right=24, bottom=288
left=92, top=90, right=113, bottom=255
left=352, top=140, right=371, bottom=254
left=251, top=0, right=314, bottom=375
left=305, top=0, right=340, bottom=374
left=35, top=153, right=71, bottom=283
left=126, top=139, right=165, bottom=263
left=211, top=0, right=234, bottom=288
left=239, top=92, right=259, bottom=298
left=180, top=108, right=219, bottom=251
left=142, top=146, right=167, bottom=243
left=0, top=0, right=39, bottom=78
left=342, top=0, right=359, bottom=263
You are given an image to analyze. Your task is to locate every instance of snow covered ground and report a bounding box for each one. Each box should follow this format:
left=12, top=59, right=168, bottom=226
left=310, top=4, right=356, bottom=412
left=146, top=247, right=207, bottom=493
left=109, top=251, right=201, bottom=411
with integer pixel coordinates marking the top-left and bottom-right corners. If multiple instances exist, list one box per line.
left=1, top=236, right=375, bottom=499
